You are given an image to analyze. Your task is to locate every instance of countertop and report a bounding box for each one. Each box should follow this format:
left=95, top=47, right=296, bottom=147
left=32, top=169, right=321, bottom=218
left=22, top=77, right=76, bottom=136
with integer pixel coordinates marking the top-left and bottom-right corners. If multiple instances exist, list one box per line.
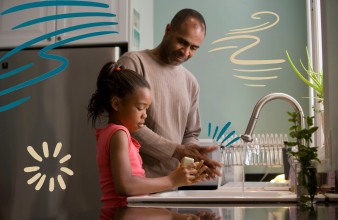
left=37, top=198, right=338, bottom=219
left=99, top=202, right=338, bottom=220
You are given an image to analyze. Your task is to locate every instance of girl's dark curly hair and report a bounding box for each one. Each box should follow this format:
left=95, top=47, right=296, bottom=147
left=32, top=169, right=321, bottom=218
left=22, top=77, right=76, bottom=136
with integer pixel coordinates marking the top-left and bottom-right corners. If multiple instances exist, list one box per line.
left=88, top=61, right=150, bottom=127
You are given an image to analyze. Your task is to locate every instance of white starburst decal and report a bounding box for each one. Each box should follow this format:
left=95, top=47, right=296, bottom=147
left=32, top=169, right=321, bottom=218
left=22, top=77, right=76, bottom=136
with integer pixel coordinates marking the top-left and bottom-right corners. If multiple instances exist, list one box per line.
left=24, top=142, right=74, bottom=192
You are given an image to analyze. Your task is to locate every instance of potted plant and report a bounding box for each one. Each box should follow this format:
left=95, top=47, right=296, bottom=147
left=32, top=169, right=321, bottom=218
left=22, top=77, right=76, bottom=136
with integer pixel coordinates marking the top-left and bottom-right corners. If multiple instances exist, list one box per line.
left=284, top=111, right=320, bottom=206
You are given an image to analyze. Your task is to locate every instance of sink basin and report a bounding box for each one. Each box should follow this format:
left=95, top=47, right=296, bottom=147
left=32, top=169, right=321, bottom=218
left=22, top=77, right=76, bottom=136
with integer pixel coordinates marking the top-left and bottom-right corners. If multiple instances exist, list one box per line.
left=127, top=190, right=298, bottom=203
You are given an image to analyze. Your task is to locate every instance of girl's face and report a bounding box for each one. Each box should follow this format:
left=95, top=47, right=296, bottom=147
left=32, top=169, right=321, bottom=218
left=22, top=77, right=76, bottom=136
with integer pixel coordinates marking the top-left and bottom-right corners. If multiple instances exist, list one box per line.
left=114, top=87, right=152, bottom=132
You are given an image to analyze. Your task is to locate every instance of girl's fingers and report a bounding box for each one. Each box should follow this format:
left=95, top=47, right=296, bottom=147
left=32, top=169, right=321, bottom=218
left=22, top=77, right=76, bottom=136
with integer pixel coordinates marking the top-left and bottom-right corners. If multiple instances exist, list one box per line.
left=187, top=168, right=198, bottom=176
left=192, top=173, right=208, bottom=183
left=192, top=164, right=208, bottom=182
left=195, top=160, right=204, bottom=170
left=182, top=160, right=205, bottom=170
left=198, top=173, right=208, bottom=180
left=182, top=160, right=209, bottom=183
left=190, top=165, right=207, bottom=177
left=194, top=160, right=204, bottom=169
left=197, top=165, right=208, bottom=175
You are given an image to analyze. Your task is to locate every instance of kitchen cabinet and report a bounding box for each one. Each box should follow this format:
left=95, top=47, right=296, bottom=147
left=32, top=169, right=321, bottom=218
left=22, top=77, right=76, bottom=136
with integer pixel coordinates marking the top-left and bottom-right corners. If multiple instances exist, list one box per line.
left=55, top=0, right=128, bottom=46
left=0, top=0, right=55, bottom=48
left=0, top=0, right=153, bottom=50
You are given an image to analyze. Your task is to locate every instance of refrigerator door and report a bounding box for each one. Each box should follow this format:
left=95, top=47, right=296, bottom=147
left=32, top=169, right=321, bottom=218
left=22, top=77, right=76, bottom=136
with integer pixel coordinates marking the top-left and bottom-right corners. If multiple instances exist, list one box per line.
left=0, top=47, right=120, bottom=219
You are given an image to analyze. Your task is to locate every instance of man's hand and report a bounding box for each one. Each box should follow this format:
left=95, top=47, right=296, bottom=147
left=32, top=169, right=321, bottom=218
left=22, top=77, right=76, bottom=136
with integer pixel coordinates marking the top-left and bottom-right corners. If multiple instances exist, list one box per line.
left=173, top=144, right=222, bottom=180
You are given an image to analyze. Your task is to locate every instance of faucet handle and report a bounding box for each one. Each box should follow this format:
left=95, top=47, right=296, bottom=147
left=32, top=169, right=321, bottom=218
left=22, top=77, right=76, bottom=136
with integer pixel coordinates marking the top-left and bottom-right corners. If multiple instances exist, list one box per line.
left=241, top=134, right=253, bottom=143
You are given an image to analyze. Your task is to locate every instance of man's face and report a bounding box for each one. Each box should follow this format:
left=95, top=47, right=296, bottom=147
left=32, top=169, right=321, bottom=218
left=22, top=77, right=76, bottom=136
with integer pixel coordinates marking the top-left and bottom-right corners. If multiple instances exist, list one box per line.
left=161, top=18, right=205, bottom=65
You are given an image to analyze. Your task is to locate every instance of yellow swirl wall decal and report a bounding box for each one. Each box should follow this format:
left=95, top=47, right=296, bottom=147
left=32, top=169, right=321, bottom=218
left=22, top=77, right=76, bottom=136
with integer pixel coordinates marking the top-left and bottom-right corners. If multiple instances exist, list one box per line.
left=233, top=75, right=278, bottom=80
left=229, top=22, right=269, bottom=32
left=233, top=67, right=282, bottom=72
left=244, top=84, right=266, bottom=87
left=208, top=46, right=238, bottom=52
left=211, top=35, right=285, bottom=65
left=227, top=11, right=280, bottom=35
left=209, top=11, right=285, bottom=87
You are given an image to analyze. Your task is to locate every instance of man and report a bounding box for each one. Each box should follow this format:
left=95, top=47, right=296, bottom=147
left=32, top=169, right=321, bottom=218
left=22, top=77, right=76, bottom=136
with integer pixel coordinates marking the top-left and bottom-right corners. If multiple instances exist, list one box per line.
left=118, top=9, right=221, bottom=179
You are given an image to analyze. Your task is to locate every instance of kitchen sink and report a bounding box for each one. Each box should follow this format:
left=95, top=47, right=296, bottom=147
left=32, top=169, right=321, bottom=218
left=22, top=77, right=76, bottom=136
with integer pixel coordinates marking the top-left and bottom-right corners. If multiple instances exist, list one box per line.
left=127, top=189, right=300, bottom=203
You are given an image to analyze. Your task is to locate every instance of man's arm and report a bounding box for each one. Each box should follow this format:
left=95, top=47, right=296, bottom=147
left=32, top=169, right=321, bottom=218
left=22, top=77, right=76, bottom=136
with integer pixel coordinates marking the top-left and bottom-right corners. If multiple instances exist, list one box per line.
left=182, top=77, right=201, bottom=145
left=132, top=125, right=177, bottom=161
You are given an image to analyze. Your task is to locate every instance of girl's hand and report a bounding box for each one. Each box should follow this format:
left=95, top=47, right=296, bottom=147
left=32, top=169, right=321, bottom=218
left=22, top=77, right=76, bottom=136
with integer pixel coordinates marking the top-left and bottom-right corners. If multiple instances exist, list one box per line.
left=169, top=160, right=208, bottom=188
left=192, top=160, right=208, bottom=183
left=169, top=162, right=198, bottom=187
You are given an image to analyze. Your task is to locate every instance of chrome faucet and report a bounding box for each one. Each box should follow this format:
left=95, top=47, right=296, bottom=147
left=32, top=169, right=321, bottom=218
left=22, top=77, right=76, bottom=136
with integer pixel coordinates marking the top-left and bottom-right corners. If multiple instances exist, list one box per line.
left=241, top=93, right=304, bottom=143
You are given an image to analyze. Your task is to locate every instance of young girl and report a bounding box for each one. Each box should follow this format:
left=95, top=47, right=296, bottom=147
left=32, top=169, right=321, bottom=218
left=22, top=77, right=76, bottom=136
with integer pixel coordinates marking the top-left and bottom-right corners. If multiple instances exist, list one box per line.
left=88, top=62, right=207, bottom=208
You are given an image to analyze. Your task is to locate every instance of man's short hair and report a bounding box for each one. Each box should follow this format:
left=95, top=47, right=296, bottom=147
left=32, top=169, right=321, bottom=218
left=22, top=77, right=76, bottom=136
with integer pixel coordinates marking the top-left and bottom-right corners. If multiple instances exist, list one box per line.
left=170, top=8, right=206, bottom=34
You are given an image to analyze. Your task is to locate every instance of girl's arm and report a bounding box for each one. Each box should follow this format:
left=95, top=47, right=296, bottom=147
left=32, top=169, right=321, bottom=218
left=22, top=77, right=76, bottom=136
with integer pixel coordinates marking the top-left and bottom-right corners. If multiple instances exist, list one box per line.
left=109, top=130, right=206, bottom=196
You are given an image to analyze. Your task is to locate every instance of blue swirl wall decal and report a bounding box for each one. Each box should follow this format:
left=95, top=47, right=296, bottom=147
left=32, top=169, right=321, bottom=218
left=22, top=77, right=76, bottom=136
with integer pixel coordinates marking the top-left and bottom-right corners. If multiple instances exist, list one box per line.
left=13, top=12, right=116, bottom=30
left=208, top=122, right=240, bottom=147
left=0, top=1, right=119, bottom=112
left=0, top=63, right=34, bottom=79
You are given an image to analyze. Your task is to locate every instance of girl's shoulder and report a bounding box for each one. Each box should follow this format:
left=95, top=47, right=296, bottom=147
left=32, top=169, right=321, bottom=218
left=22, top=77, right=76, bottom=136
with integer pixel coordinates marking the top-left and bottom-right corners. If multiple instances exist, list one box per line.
left=96, top=124, right=131, bottom=140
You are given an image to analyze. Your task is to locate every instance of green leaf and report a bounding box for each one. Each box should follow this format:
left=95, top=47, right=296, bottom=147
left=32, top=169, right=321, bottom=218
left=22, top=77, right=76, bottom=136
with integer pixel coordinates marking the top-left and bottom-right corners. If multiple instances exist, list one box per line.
left=315, top=158, right=321, bottom=164
left=284, top=141, right=298, bottom=147
left=285, top=48, right=323, bottom=100
left=287, top=151, right=297, bottom=156
left=300, top=59, right=321, bottom=92
left=290, top=125, right=298, bottom=131
left=286, top=51, right=315, bottom=88
left=309, top=127, right=319, bottom=134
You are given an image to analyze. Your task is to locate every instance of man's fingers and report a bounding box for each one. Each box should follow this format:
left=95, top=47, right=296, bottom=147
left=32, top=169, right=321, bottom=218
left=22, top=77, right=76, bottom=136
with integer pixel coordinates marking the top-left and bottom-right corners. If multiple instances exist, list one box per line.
left=202, top=157, right=222, bottom=169
left=204, top=167, right=218, bottom=180
left=199, top=145, right=218, bottom=154
left=209, top=166, right=221, bottom=177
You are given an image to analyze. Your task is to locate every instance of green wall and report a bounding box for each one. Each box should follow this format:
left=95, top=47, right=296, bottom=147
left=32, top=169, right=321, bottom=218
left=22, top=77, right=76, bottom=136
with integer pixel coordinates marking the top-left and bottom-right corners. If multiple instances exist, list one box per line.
left=154, top=0, right=309, bottom=140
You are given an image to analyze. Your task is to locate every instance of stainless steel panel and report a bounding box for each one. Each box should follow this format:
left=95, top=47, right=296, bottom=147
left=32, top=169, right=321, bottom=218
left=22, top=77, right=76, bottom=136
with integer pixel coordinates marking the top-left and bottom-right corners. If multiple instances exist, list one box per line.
left=0, top=47, right=120, bottom=219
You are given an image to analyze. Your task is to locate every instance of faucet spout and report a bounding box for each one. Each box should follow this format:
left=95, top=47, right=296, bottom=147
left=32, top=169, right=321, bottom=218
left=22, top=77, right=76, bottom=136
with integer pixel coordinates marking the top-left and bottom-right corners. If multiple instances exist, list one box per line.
left=241, top=93, right=304, bottom=143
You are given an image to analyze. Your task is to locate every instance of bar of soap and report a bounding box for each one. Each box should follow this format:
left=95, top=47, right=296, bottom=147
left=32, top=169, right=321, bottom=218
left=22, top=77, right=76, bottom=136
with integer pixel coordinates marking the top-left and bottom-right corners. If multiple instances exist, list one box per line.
left=182, top=156, right=194, bottom=166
